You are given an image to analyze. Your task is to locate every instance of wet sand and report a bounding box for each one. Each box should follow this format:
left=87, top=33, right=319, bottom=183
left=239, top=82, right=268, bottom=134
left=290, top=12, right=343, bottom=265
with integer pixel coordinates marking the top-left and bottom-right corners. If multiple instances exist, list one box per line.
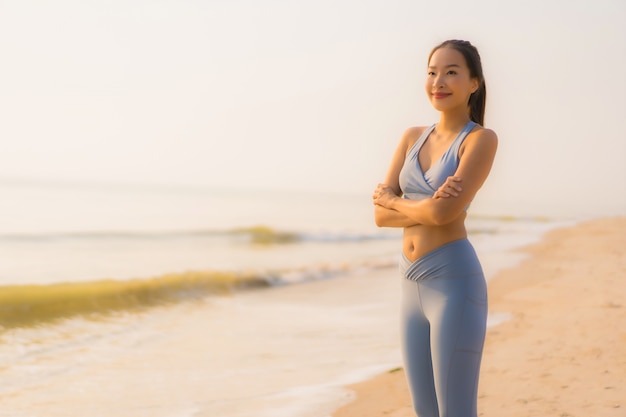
left=3, top=217, right=623, bottom=417
left=332, top=217, right=626, bottom=417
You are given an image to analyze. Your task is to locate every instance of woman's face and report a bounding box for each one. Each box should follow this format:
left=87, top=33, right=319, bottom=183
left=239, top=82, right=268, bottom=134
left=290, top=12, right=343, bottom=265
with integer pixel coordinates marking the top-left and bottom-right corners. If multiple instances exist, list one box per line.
left=425, top=47, right=478, bottom=113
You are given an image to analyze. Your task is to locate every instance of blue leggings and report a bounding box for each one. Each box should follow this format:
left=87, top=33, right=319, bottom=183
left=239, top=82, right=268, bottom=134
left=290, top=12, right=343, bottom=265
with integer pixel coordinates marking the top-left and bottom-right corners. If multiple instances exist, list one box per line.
left=399, top=238, right=487, bottom=417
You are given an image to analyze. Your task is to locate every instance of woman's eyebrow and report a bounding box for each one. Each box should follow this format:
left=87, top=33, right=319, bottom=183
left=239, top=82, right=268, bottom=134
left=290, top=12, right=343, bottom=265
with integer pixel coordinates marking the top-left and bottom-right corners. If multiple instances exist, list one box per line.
left=428, top=64, right=461, bottom=69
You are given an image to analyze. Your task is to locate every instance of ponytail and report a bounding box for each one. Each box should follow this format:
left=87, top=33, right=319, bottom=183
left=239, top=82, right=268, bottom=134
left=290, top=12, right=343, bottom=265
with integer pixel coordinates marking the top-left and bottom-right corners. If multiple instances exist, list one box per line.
left=469, top=80, right=486, bottom=126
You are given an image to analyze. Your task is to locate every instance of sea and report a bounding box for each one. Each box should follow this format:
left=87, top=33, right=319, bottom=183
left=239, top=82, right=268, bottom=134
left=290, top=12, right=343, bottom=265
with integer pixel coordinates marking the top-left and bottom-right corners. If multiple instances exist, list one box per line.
left=0, top=179, right=575, bottom=417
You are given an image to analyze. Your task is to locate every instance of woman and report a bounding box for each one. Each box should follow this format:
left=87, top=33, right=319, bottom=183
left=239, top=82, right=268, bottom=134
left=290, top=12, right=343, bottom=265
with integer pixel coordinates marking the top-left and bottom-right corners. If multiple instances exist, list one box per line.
left=372, top=39, right=498, bottom=417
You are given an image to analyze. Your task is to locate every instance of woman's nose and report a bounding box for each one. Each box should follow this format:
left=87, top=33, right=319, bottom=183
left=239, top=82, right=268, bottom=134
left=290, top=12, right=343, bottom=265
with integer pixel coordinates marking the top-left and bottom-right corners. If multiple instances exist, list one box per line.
left=432, top=75, right=444, bottom=89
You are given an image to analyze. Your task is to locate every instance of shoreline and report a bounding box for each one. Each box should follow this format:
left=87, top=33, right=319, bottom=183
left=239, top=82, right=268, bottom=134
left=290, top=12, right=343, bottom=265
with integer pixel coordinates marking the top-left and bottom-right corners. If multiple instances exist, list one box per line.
left=332, top=216, right=626, bottom=417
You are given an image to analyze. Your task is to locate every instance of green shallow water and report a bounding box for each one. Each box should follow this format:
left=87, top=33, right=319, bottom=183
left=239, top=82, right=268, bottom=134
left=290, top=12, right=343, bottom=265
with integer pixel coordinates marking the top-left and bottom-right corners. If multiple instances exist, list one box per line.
left=0, top=270, right=270, bottom=330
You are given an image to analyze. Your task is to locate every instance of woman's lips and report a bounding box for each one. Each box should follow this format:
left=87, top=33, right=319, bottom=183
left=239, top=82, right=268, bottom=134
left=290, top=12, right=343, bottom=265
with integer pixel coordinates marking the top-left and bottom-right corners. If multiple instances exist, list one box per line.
left=432, top=92, right=450, bottom=99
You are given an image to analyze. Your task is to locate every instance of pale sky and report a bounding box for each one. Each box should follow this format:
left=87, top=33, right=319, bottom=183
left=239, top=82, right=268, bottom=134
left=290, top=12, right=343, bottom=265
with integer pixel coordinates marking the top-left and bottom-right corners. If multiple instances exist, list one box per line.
left=0, top=0, right=625, bottom=219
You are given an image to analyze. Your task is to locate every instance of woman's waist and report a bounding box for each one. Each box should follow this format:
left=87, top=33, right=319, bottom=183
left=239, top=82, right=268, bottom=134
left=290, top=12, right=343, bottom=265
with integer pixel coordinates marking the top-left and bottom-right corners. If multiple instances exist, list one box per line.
left=402, top=221, right=467, bottom=261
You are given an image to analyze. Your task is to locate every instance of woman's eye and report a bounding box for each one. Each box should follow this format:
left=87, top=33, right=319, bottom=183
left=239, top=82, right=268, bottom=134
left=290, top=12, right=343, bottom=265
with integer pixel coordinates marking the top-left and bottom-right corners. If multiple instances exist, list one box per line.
left=447, top=70, right=457, bottom=75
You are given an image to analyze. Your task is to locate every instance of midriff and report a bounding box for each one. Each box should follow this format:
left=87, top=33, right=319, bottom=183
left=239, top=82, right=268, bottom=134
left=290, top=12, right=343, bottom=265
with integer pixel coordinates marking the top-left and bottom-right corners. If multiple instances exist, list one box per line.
left=402, top=212, right=468, bottom=262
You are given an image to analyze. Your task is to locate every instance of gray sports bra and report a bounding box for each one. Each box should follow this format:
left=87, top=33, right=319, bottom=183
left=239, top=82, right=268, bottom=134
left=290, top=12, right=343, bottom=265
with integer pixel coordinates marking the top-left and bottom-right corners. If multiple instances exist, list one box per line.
left=399, top=121, right=476, bottom=201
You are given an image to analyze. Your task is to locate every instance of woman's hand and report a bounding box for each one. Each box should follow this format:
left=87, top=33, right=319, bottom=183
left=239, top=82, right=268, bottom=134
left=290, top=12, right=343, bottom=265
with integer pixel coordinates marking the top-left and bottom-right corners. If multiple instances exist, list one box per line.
left=433, top=176, right=463, bottom=199
left=372, top=183, right=399, bottom=208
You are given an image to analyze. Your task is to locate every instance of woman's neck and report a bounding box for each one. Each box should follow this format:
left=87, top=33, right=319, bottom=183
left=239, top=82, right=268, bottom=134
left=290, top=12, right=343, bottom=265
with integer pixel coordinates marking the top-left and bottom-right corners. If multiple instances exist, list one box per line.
left=436, top=111, right=472, bottom=135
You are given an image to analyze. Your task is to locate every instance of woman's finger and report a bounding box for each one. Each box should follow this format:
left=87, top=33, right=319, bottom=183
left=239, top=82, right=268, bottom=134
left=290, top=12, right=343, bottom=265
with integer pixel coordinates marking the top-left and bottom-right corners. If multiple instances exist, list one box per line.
left=447, top=183, right=462, bottom=192
left=445, top=185, right=459, bottom=197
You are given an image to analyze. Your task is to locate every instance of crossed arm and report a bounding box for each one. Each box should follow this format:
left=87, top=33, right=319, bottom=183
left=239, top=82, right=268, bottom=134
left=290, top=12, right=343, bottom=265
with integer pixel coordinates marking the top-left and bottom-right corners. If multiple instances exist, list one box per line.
left=373, top=127, right=498, bottom=227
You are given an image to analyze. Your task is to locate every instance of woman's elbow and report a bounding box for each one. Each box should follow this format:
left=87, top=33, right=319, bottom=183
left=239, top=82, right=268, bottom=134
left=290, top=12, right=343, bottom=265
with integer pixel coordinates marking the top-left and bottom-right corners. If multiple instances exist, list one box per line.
left=374, top=206, right=386, bottom=227
left=374, top=205, right=401, bottom=227
left=430, top=204, right=461, bottom=226
left=431, top=213, right=451, bottom=226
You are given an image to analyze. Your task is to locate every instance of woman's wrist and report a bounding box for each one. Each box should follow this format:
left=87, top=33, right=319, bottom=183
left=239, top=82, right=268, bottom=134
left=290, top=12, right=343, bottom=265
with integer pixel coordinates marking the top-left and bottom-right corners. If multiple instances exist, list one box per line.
left=388, top=195, right=400, bottom=210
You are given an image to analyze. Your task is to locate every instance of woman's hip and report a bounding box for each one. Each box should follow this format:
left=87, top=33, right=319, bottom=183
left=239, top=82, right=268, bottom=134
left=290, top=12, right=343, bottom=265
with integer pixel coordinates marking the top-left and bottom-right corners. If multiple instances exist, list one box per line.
left=399, top=238, right=484, bottom=283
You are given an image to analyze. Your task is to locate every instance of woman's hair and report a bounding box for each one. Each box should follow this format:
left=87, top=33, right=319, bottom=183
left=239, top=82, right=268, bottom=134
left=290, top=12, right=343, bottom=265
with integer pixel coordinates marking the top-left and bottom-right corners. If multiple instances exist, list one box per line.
left=429, top=40, right=486, bottom=126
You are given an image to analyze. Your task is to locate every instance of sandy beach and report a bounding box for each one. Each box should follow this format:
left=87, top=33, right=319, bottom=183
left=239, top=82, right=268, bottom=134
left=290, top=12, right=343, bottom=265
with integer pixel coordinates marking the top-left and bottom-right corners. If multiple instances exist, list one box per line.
left=333, top=216, right=626, bottom=417
left=2, top=216, right=623, bottom=417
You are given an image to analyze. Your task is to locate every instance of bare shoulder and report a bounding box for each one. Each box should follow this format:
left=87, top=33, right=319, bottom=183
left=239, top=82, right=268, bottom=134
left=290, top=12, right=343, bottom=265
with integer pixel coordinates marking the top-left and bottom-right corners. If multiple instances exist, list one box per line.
left=403, top=125, right=430, bottom=138
left=461, top=126, right=498, bottom=156
left=400, top=125, right=430, bottom=150
left=470, top=125, right=497, bottom=142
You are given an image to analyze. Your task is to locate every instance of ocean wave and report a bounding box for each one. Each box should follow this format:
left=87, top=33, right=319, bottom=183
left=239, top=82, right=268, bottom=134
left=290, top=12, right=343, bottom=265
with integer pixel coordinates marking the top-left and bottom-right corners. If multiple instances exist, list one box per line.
left=0, top=225, right=398, bottom=245
left=0, top=258, right=398, bottom=331
left=0, top=270, right=270, bottom=331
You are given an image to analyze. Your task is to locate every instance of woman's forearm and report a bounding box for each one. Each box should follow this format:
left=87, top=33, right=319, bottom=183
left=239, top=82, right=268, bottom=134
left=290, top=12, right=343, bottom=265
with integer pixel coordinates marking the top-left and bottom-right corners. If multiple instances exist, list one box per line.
left=374, top=205, right=420, bottom=228
left=388, top=196, right=457, bottom=226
